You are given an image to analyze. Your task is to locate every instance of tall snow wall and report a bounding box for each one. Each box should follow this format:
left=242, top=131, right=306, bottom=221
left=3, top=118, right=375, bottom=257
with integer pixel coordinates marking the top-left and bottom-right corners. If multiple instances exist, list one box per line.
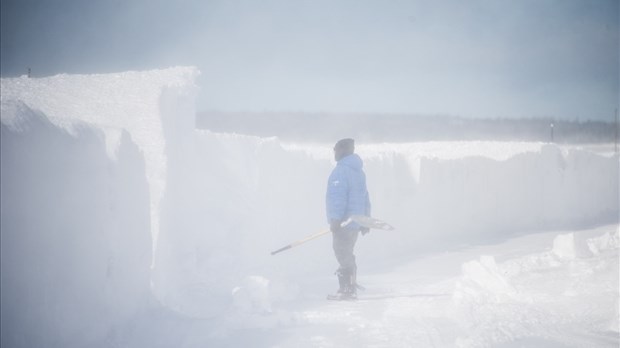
left=2, top=67, right=618, bottom=323
left=0, top=67, right=199, bottom=247
left=152, top=134, right=619, bottom=318
left=362, top=143, right=619, bottom=259
left=0, top=102, right=152, bottom=348
left=0, top=67, right=197, bottom=347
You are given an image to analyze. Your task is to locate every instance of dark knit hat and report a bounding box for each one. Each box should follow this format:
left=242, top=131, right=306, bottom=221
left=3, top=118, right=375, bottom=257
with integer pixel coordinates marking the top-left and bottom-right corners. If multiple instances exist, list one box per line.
left=334, top=138, right=355, bottom=153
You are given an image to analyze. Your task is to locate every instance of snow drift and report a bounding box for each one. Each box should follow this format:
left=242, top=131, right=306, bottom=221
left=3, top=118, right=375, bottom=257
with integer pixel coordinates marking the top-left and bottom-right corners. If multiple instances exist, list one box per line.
left=1, top=67, right=618, bottom=345
left=453, top=229, right=619, bottom=347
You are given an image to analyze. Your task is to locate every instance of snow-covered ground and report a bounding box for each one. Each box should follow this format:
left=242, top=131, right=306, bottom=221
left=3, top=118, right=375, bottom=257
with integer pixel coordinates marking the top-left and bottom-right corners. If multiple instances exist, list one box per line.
left=1, top=68, right=618, bottom=347
left=122, top=224, right=619, bottom=348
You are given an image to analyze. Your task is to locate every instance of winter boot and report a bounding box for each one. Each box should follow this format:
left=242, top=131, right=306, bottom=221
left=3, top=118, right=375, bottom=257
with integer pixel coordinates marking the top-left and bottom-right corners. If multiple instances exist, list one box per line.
left=328, top=268, right=357, bottom=300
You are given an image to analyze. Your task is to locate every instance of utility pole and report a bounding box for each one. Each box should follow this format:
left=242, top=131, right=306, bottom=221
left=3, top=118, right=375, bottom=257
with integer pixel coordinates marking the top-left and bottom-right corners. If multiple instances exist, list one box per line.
left=550, top=122, right=554, bottom=143
left=615, top=108, right=618, bottom=155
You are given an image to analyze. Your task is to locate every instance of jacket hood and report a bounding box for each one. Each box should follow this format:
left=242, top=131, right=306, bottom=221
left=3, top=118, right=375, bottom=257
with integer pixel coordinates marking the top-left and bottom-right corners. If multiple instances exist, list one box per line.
left=337, top=153, right=363, bottom=170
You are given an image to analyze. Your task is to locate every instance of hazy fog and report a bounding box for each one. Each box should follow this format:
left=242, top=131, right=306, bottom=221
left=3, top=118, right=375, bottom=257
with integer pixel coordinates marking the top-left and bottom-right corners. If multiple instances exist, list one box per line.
left=2, top=60, right=618, bottom=347
left=1, top=0, right=618, bottom=121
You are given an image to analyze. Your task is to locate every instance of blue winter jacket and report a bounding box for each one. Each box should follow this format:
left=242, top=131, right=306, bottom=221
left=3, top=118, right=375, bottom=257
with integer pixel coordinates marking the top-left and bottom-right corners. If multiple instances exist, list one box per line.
left=326, top=154, right=371, bottom=229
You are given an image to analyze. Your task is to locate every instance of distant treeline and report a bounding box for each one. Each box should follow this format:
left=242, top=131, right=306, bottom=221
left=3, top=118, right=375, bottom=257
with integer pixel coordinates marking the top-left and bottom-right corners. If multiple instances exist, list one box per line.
left=196, top=111, right=619, bottom=144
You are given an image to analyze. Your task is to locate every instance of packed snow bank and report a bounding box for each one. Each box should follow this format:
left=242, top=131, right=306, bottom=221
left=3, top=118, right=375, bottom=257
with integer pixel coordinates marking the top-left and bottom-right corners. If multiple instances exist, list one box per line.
left=0, top=67, right=199, bottom=246
left=398, top=144, right=619, bottom=249
left=1, top=102, right=152, bottom=348
left=152, top=132, right=619, bottom=318
left=151, top=131, right=333, bottom=317
left=1, top=67, right=199, bottom=345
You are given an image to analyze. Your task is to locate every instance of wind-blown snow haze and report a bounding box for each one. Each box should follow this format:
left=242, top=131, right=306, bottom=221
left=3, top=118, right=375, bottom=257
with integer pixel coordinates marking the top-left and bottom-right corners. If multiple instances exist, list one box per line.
left=1, top=0, right=619, bottom=347
left=1, top=67, right=618, bottom=347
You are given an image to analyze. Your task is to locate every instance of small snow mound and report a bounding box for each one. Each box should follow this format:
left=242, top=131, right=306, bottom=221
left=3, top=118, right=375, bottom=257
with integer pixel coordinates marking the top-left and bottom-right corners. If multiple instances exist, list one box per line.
left=552, top=233, right=577, bottom=259
left=232, top=276, right=272, bottom=314
left=453, top=255, right=516, bottom=303
left=587, top=230, right=620, bottom=255
left=225, top=276, right=299, bottom=332
left=551, top=233, right=594, bottom=260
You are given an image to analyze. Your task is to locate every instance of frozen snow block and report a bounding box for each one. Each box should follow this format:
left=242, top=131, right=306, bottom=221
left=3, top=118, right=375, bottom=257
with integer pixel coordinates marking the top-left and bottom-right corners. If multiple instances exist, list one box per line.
left=552, top=232, right=595, bottom=260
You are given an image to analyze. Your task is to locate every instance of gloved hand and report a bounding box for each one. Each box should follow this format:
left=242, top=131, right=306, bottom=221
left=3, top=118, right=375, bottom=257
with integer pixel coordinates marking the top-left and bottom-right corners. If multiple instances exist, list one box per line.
left=360, top=227, right=370, bottom=236
left=330, top=220, right=343, bottom=233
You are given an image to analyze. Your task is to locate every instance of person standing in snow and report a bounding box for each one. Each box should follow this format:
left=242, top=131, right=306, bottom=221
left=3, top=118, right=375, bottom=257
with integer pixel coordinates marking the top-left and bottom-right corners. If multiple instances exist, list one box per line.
left=326, top=138, right=371, bottom=299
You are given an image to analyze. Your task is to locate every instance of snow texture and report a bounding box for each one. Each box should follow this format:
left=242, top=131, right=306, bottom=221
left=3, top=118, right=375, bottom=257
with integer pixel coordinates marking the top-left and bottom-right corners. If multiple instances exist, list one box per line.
left=1, top=101, right=151, bottom=347
left=1, top=67, right=199, bottom=249
left=453, top=228, right=619, bottom=347
left=1, top=67, right=618, bottom=347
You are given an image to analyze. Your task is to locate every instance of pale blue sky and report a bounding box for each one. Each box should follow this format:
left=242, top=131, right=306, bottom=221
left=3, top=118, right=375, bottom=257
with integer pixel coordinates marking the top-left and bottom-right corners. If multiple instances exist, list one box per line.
left=1, top=0, right=618, bottom=120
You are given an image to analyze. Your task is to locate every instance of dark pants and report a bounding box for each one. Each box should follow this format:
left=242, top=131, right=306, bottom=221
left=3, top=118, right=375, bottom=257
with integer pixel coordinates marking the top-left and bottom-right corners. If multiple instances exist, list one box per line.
left=332, top=228, right=359, bottom=274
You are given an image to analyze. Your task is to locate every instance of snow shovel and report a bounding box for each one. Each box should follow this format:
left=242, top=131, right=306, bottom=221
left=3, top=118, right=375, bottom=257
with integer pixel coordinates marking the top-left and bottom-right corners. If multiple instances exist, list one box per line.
left=270, top=216, right=394, bottom=255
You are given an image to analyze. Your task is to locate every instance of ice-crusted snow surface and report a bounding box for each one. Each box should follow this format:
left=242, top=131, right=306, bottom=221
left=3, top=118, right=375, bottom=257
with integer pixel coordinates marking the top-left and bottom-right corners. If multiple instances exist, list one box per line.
left=2, top=68, right=619, bottom=347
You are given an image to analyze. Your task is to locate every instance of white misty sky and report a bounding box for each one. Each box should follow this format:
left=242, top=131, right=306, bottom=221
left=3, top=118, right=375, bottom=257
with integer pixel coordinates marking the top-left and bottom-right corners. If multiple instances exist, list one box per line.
left=1, top=0, right=618, bottom=120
